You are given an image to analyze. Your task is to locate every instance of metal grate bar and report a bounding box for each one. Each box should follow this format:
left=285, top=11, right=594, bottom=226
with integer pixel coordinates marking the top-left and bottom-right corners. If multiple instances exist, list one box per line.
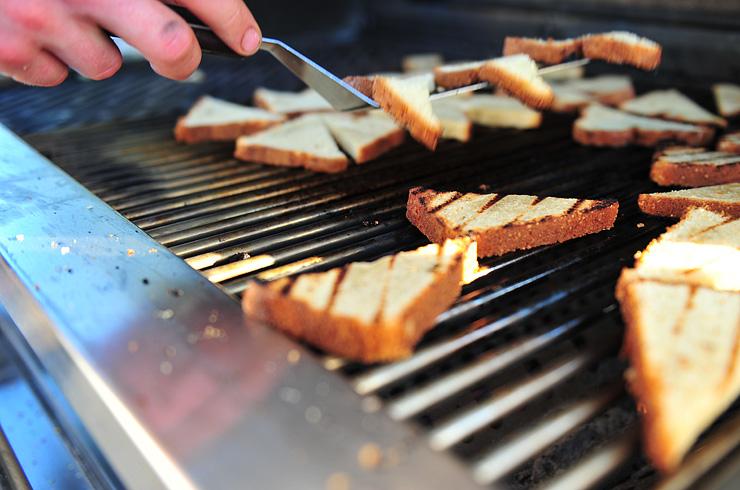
left=471, top=384, right=624, bottom=485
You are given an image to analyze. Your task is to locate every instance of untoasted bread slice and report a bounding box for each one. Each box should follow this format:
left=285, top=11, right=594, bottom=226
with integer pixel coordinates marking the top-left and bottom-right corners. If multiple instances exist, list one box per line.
left=174, top=96, right=285, bottom=143
left=638, top=183, right=740, bottom=218
left=581, top=31, right=662, bottom=70
left=402, top=53, right=444, bottom=73
left=631, top=208, right=740, bottom=291
left=616, top=271, right=740, bottom=473
left=620, top=89, right=727, bottom=127
left=650, top=146, right=740, bottom=187
left=433, top=61, right=484, bottom=89
left=406, top=187, right=618, bottom=257
left=503, top=37, right=582, bottom=64
left=234, top=115, right=349, bottom=173
left=253, top=87, right=333, bottom=116
left=372, top=73, right=442, bottom=150
left=321, top=111, right=405, bottom=163
left=432, top=97, right=473, bottom=142
left=719, top=131, right=740, bottom=154
left=462, top=94, right=542, bottom=129
left=242, top=239, right=477, bottom=362
left=573, top=104, right=714, bottom=147
left=557, top=75, right=635, bottom=107
left=713, top=83, right=740, bottom=118
left=479, top=55, right=554, bottom=109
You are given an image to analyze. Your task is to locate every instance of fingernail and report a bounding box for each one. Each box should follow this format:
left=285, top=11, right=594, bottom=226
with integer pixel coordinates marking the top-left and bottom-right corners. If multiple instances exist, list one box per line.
left=241, top=28, right=261, bottom=55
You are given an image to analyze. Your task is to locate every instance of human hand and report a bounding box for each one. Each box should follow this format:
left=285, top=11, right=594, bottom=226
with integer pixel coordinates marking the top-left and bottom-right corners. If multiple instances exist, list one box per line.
left=0, top=0, right=261, bottom=86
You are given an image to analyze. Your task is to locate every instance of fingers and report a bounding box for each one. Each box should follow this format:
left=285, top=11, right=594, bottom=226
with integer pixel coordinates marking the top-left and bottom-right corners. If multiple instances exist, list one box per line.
left=173, top=0, right=262, bottom=55
left=1, top=0, right=122, bottom=81
left=0, top=33, right=68, bottom=86
left=74, top=0, right=201, bottom=81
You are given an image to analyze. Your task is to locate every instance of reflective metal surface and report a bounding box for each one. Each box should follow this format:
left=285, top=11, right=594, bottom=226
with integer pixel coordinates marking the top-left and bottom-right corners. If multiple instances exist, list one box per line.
left=0, top=124, right=480, bottom=489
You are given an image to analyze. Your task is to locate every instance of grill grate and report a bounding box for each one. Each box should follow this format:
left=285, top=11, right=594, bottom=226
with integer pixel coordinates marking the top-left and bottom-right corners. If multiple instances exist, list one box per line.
left=17, top=57, right=740, bottom=490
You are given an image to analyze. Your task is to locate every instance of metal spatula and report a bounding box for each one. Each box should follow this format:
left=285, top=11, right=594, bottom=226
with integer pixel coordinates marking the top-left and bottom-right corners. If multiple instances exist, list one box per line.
left=168, top=6, right=590, bottom=112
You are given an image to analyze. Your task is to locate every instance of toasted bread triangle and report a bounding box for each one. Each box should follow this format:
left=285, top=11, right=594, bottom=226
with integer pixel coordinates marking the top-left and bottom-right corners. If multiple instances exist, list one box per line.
left=372, top=73, right=442, bottom=150
left=462, top=94, right=542, bottom=129
left=719, top=131, right=740, bottom=154
left=174, top=96, right=284, bottom=143
left=620, top=89, right=727, bottom=127
left=503, top=37, right=582, bottom=64
left=234, top=115, right=348, bottom=173
left=243, top=239, right=477, bottom=362
left=406, top=187, right=618, bottom=257
left=632, top=208, right=740, bottom=291
left=550, top=75, right=635, bottom=112
left=650, top=146, right=740, bottom=187
left=713, top=83, right=740, bottom=118
left=638, top=183, right=740, bottom=218
left=573, top=104, right=714, bottom=147
left=581, top=31, right=661, bottom=70
left=616, top=271, right=740, bottom=472
left=479, top=54, right=554, bottom=109
left=253, top=87, right=333, bottom=116
left=321, top=111, right=405, bottom=163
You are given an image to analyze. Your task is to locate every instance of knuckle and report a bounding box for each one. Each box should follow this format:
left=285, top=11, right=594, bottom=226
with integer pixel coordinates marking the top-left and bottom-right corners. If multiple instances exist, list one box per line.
left=7, top=2, right=51, bottom=33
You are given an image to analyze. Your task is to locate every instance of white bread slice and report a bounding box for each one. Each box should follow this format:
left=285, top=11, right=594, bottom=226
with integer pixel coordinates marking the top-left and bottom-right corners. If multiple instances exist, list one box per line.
left=552, top=79, right=634, bottom=113
left=573, top=104, right=714, bottom=147
left=616, top=270, right=740, bottom=473
left=372, top=73, right=442, bottom=150
left=557, top=75, right=635, bottom=106
left=242, top=239, right=478, bottom=362
left=503, top=37, right=582, bottom=64
left=479, top=54, right=554, bottom=109
left=253, top=87, right=333, bottom=116
left=631, top=208, right=740, bottom=291
left=462, top=94, right=542, bottom=129
left=620, top=89, right=727, bottom=127
left=650, top=146, right=740, bottom=187
left=719, top=131, right=740, bottom=154
left=321, top=111, right=405, bottom=164
left=433, top=61, right=484, bottom=89
left=234, top=115, right=349, bottom=173
left=638, top=183, right=740, bottom=218
left=343, top=72, right=436, bottom=99
left=402, top=53, right=444, bottom=73
left=581, top=31, right=662, bottom=70
left=406, top=187, right=618, bottom=257
left=432, top=97, right=473, bottom=142
left=174, top=96, right=285, bottom=143
left=713, top=83, right=740, bottom=118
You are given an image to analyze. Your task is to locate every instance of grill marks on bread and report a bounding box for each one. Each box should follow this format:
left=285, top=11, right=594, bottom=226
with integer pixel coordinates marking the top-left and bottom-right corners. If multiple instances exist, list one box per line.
left=638, top=183, right=740, bottom=218
left=616, top=271, right=740, bottom=473
left=650, top=146, right=740, bottom=187
left=242, top=239, right=477, bottom=362
left=407, top=187, right=618, bottom=257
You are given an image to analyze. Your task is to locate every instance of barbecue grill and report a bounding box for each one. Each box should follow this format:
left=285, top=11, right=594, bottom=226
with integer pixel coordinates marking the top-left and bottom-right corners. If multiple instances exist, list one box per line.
left=1, top=1, right=740, bottom=489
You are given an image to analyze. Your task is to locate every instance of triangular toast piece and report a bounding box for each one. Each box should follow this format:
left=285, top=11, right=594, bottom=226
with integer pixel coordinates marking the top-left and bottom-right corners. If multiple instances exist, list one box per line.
left=174, top=96, right=285, bottom=143
left=479, top=54, right=554, bottom=109
left=372, top=73, right=442, bottom=150
left=234, top=115, right=349, bottom=173
left=573, top=104, right=714, bottom=147
left=620, top=89, right=727, bottom=127
left=503, top=37, right=582, bottom=64
left=406, top=187, right=618, bottom=257
left=433, top=60, right=484, bottom=89
left=541, top=64, right=584, bottom=82
left=616, top=270, right=740, bottom=473
left=550, top=85, right=593, bottom=113
left=432, top=97, right=473, bottom=142
left=631, top=208, right=740, bottom=291
left=462, top=94, right=542, bottom=129
left=580, top=31, right=661, bottom=70
left=650, top=146, right=740, bottom=187
left=718, top=131, right=740, bottom=154
left=638, top=183, right=740, bottom=218
left=402, top=53, right=444, bottom=73
left=243, top=239, right=478, bottom=362
left=321, top=111, right=405, bottom=164
left=713, top=83, right=740, bottom=118
left=553, top=75, right=635, bottom=109
left=253, top=87, right=333, bottom=116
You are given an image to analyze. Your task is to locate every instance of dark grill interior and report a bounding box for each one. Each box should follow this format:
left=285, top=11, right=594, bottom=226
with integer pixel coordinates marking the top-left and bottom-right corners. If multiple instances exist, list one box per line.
left=4, top=12, right=740, bottom=489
